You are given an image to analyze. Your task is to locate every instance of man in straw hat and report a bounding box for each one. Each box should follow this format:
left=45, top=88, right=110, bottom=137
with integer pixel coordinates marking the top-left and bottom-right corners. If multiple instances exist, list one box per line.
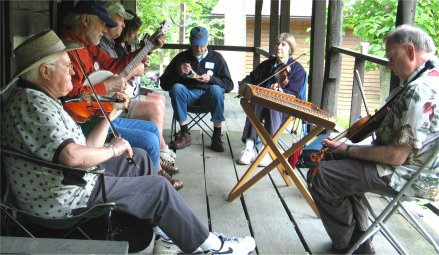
left=61, top=0, right=174, bottom=188
left=1, top=29, right=256, bottom=254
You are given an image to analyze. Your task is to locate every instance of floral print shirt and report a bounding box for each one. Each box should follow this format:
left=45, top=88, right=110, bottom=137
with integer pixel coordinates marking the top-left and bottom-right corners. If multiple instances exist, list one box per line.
left=375, top=59, right=439, bottom=201
left=1, top=81, right=98, bottom=218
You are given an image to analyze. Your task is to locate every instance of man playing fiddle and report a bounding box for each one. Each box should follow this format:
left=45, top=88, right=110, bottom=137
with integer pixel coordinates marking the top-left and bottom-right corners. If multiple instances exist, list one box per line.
left=308, top=25, right=439, bottom=254
left=1, top=30, right=256, bottom=254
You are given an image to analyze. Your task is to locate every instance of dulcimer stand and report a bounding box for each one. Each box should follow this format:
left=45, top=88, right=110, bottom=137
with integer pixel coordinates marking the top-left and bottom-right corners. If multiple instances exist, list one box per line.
left=228, top=84, right=336, bottom=218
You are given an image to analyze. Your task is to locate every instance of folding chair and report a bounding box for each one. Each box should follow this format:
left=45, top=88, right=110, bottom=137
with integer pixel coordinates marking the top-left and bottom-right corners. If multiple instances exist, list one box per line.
left=0, top=146, right=154, bottom=253
left=170, top=104, right=213, bottom=143
left=347, top=142, right=439, bottom=254
left=0, top=146, right=116, bottom=240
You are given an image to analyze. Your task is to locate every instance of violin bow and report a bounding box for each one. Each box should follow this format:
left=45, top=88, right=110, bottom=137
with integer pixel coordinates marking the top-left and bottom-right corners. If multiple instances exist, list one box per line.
left=256, top=52, right=306, bottom=87
left=354, top=69, right=370, bottom=116
left=71, top=50, right=139, bottom=167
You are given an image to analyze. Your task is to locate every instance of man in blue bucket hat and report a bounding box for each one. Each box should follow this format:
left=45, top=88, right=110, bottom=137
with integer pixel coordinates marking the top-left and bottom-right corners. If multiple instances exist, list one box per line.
left=160, top=26, right=234, bottom=152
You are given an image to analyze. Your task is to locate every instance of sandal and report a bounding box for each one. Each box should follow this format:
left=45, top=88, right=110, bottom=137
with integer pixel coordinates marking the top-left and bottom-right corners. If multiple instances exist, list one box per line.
left=160, top=159, right=179, bottom=175
left=160, top=149, right=176, bottom=164
left=159, top=170, right=184, bottom=190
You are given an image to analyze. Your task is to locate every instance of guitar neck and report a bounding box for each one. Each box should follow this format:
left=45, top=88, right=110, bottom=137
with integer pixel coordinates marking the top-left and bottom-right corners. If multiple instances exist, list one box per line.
left=120, top=41, right=154, bottom=78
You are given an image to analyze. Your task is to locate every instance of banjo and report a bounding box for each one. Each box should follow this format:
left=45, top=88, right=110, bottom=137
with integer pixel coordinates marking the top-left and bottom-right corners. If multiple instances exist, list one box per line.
left=84, top=20, right=170, bottom=99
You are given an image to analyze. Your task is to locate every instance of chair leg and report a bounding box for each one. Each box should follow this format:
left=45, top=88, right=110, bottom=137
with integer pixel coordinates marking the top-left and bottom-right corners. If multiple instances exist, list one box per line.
left=1, top=207, right=35, bottom=238
left=170, top=115, right=176, bottom=143
left=347, top=195, right=409, bottom=255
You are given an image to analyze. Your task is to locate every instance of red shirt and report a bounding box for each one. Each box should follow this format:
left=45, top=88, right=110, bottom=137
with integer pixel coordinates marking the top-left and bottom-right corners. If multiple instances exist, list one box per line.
left=63, top=31, right=138, bottom=97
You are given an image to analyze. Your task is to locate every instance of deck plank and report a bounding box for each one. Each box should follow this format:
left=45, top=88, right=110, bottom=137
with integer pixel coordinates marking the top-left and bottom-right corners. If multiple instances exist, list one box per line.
left=172, top=130, right=208, bottom=225
left=204, top=132, right=252, bottom=237
left=228, top=132, right=306, bottom=254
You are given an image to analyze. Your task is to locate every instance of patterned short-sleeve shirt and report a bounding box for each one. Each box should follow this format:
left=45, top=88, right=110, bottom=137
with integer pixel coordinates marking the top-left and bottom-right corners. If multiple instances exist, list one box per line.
left=1, top=83, right=98, bottom=218
left=375, top=61, right=439, bottom=201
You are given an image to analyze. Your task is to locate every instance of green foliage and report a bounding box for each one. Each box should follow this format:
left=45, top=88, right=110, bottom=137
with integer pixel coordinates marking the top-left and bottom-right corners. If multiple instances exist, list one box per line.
left=136, top=0, right=222, bottom=69
left=344, top=0, right=439, bottom=71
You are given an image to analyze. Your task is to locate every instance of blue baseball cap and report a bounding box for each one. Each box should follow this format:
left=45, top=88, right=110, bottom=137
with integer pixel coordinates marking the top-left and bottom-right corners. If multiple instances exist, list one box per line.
left=73, top=0, right=117, bottom=28
left=190, top=26, right=209, bottom=46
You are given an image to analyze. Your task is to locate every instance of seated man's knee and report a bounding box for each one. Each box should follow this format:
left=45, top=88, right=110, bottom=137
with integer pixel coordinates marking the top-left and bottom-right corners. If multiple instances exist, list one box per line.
left=210, top=85, right=225, bottom=100
left=169, top=83, right=186, bottom=98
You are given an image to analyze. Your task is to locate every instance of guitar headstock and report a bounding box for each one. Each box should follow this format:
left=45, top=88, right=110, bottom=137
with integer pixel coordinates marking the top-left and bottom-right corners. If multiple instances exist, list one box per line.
left=143, top=20, right=170, bottom=44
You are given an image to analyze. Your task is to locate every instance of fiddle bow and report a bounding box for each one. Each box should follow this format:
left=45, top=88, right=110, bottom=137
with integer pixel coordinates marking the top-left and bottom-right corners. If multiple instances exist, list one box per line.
left=71, top=50, right=139, bottom=167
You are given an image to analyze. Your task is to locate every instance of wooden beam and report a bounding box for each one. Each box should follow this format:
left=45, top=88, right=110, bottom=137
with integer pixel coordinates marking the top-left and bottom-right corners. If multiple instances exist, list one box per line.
left=390, top=0, right=417, bottom=91
left=331, top=46, right=388, bottom=66
left=309, top=0, right=326, bottom=108
left=321, top=0, right=344, bottom=117
left=280, top=0, right=290, bottom=33
left=253, top=0, right=263, bottom=70
left=269, top=0, right=279, bottom=55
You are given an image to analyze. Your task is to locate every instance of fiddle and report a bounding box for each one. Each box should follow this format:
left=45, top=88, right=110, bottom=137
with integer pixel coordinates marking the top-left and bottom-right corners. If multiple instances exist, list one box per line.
left=256, top=53, right=306, bottom=87
left=274, top=64, right=289, bottom=89
left=62, top=92, right=125, bottom=123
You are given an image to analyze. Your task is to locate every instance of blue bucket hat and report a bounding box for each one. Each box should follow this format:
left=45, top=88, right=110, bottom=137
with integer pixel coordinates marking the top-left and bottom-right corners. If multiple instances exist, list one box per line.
left=190, top=26, right=209, bottom=46
left=73, top=0, right=117, bottom=28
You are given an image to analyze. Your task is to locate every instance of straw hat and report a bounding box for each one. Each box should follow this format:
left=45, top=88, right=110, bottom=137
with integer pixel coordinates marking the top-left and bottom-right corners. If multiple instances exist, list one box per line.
left=1, top=30, right=83, bottom=94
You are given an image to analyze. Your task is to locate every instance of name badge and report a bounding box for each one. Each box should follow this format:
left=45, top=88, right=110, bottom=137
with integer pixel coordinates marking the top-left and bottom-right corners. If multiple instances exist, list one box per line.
left=205, top=62, right=215, bottom=69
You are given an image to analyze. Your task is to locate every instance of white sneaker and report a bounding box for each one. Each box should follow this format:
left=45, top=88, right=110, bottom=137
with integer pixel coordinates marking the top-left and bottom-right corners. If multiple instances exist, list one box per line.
left=238, top=148, right=255, bottom=165
left=153, top=236, right=181, bottom=254
left=160, top=148, right=176, bottom=164
left=208, top=233, right=256, bottom=254
left=258, top=153, right=272, bottom=167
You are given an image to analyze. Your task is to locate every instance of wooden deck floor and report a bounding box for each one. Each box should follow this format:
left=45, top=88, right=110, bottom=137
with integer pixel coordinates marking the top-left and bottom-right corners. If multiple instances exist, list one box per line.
left=142, top=91, right=439, bottom=254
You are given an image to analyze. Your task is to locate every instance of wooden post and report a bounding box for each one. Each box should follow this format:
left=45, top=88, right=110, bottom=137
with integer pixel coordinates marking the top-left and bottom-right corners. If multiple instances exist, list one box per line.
left=253, top=0, right=263, bottom=70
left=309, top=0, right=326, bottom=108
left=390, top=0, right=417, bottom=91
left=179, top=3, right=186, bottom=52
left=280, top=0, right=290, bottom=33
left=321, top=0, right=344, bottom=117
left=350, top=43, right=368, bottom=125
left=269, top=0, right=279, bottom=55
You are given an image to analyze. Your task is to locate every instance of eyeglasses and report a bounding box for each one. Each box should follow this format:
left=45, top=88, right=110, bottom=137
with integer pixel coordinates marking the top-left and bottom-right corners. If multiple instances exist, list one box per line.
left=48, top=63, right=74, bottom=72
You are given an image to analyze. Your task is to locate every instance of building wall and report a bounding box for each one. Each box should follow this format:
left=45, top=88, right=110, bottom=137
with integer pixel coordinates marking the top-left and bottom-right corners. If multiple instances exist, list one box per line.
left=245, top=18, right=383, bottom=119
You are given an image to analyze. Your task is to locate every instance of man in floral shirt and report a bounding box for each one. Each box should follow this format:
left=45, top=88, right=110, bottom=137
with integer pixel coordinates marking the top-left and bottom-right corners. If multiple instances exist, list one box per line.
left=308, top=25, right=438, bottom=254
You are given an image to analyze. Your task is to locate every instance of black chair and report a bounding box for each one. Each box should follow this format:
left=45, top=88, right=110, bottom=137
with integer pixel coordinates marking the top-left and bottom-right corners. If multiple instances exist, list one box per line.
left=170, top=104, right=213, bottom=143
left=0, top=146, right=153, bottom=253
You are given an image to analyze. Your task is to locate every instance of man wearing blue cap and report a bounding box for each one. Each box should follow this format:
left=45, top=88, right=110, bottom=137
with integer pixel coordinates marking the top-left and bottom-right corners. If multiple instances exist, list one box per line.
left=61, top=0, right=166, bottom=183
left=160, top=26, right=233, bottom=152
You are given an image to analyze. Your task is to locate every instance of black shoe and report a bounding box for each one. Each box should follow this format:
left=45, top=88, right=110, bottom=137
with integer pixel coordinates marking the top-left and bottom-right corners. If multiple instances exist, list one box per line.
left=211, top=132, right=225, bottom=152
left=331, top=241, right=375, bottom=254
left=352, top=239, right=375, bottom=254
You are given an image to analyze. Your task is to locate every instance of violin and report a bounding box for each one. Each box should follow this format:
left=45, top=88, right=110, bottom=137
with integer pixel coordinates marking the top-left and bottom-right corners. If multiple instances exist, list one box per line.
left=274, top=63, right=289, bottom=89
left=256, top=53, right=306, bottom=88
left=333, top=107, right=389, bottom=144
left=63, top=92, right=125, bottom=123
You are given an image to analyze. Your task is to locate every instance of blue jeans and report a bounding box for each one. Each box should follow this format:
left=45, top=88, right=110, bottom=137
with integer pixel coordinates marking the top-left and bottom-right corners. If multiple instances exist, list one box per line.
left=112, top=118, right=160, bottom=170
left=169, top=83, right=225, bottom=123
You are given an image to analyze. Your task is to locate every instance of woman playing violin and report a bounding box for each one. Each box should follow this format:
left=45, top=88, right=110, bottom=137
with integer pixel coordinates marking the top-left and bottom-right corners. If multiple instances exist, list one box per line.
left=308, top=25, right=439, bottom=254
left=238, top=33, right=306, bottom=166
